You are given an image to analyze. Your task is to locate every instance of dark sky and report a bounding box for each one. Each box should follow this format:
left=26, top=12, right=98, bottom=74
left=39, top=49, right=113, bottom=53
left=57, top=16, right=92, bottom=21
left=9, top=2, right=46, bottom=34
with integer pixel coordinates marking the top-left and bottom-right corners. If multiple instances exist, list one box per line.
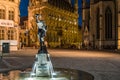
left=19, top=0, right=82, bottom=26
left=19, top=0, right=29, bottom=17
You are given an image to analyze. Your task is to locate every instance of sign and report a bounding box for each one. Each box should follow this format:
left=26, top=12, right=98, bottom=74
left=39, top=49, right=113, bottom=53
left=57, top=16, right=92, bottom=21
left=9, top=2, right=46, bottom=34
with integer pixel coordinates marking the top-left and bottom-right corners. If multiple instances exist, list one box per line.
left=0, top=19, right=14, bottom=27
left=0, top=40, right=17, bottom=45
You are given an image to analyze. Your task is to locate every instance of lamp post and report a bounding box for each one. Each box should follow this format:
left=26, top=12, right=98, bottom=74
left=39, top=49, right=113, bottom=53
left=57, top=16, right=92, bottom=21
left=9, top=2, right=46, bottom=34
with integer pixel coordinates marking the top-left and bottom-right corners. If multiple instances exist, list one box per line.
left=0, top=52, right=3, bottom=60
left=25, top=29, right=30, bottom=47
left=0, top=44, right=4, bottom=60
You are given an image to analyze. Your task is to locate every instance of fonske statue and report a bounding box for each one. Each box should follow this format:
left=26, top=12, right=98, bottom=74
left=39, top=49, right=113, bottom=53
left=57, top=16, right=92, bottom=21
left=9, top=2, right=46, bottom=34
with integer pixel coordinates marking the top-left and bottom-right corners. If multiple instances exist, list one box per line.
left=30, top=14, right=54, bottom=77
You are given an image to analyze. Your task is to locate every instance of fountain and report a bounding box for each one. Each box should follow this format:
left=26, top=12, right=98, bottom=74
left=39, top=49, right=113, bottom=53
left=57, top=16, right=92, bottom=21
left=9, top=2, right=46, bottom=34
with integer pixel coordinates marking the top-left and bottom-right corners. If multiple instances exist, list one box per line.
left=29, top=14, right=56, bottom=78
left=30, top=46, right=55, bottom=78
left=0, top=14, right=94, bottom=80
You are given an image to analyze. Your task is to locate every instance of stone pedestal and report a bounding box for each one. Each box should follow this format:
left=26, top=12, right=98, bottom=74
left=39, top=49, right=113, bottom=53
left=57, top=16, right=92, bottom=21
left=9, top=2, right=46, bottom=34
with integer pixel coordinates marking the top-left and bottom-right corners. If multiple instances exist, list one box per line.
left=31, top=45, right=53, bottom=77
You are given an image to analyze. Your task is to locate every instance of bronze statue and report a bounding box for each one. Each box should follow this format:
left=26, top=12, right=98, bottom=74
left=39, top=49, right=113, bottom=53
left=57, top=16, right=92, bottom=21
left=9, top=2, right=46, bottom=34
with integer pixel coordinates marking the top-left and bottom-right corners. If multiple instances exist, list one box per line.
left=35, top=14, right=47, bottom=46
left=30, top=14, right=54, bottom=77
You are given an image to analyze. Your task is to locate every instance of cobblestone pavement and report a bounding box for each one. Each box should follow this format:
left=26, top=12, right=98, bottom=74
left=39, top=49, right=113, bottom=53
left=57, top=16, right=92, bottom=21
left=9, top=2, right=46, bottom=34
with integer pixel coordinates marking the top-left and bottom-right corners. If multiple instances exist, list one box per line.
left=1, top=48, right=120, bottom=80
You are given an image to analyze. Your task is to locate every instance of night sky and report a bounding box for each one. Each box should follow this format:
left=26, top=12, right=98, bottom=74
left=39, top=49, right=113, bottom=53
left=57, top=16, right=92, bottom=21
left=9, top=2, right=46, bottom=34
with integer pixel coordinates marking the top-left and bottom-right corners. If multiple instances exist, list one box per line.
left=19, top=0, right=29, bottom=17
left=19, top=0, right=82, bottom=26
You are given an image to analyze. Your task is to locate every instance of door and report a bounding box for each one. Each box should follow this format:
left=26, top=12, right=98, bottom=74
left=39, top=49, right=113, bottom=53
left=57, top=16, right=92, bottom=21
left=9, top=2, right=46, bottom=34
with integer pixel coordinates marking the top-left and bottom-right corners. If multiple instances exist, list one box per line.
left=2, top=43, right=10, bottom=53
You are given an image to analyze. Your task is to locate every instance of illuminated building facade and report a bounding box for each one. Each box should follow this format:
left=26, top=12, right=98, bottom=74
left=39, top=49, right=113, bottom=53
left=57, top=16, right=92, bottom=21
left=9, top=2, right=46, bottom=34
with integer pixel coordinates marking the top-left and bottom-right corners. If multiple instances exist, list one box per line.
left=0, top=0, right=20, bottom=51
left=19, top=17, right=29, bottom=48
left=28, top=0, right=81, bottom=48
left=82, top=0, right=120, bottom=49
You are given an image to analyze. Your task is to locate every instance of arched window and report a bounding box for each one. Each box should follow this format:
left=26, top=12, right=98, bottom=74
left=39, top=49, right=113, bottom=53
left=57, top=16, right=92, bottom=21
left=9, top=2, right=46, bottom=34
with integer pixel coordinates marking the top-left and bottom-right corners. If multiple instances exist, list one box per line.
left=0, top=6, right=5, bottom=19
left=105, top=7, right=112, bottom=39
left=9, top=8, right=14, bottom=20
left=96, top=8, right=100, bottom=39
left=8, top=28, right=16, bottom=40
left=0, top=27, right=5, bottom=40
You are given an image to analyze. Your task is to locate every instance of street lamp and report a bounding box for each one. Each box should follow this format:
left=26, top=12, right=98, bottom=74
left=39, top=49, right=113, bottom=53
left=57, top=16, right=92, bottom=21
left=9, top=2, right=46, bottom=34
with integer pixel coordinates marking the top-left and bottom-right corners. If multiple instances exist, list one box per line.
left=0, top=51, right=3, bottom=60
left=25, top=29, right=30, bottom=47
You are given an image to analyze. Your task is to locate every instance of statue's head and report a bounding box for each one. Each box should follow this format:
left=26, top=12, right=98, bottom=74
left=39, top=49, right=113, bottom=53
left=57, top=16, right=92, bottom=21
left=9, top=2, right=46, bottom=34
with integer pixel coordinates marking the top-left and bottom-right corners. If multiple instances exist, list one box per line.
left=35, top=14, right=40, bottom=17
left=35, top=14, right=42, bottom=20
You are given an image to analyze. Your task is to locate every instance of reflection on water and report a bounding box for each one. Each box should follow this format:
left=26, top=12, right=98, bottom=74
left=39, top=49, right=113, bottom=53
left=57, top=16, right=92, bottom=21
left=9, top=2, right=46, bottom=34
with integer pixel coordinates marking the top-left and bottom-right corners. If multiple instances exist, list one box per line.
left=0, top=70, right=20, bottom=80
left=0, top=68, right=94, bottom=80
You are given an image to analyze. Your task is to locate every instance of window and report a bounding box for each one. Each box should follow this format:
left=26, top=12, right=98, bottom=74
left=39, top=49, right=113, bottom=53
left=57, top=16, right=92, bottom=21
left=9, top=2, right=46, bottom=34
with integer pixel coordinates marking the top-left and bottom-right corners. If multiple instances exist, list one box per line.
left=105, top=7, right=112, bottom=39
left=8, top=30, right=12, bottom=40
left=0, top=29, right=5, bottom=40
left=9, top=10, right=14, bottom=20
left=96, top=8, right=100, bottom=39
left=8, top=29, right=16, bottom=40
left=0, top=9, right=5, bottom=19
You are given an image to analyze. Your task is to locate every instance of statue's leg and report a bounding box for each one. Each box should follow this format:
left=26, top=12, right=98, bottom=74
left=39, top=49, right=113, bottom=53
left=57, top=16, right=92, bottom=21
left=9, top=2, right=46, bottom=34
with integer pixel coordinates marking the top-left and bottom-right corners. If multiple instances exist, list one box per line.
left=38, top=33, right=42, bottom=46
left=41, top=30, right=46, bottom=46
left=38, top=33, right=40, bottom=42
left=41, top=38, right=44, bottom=43
left=40, top=38, right=44, bottom=46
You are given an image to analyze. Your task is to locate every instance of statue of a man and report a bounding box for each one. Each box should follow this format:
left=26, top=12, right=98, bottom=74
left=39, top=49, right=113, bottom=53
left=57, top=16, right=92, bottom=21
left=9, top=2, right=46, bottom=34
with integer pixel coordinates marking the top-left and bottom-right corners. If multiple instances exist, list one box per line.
left=35, top=14, right=47, bottom=46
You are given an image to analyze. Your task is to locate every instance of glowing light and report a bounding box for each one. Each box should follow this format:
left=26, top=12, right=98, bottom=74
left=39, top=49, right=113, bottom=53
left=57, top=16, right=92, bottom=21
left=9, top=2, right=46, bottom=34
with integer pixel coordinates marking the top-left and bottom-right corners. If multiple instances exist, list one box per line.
left=26, top=77, right=34, bottom=80
left=30, top=73, right=36, bottom=77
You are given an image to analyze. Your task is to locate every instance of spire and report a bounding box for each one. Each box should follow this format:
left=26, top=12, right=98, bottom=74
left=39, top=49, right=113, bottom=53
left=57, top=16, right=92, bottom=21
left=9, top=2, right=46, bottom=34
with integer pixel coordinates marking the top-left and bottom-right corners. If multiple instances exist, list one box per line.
left=82, top=0, right=86, bottom=8
left=29, top=0, right=36, bottom=6
left=75, top=0, right=78, bottom=13
left=29, top=0, right=32, bottom=6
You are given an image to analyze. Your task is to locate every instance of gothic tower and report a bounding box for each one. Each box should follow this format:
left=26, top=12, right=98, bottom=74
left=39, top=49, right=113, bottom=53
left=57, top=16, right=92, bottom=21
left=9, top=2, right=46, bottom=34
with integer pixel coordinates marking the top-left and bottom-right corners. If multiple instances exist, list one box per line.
left=82, top=0, right=86, bottom=29
left=82, top=0, right=90, bottom=31
left=82, top=0, right=120, bottom=49
left=82, top=0, right=90, bottom=47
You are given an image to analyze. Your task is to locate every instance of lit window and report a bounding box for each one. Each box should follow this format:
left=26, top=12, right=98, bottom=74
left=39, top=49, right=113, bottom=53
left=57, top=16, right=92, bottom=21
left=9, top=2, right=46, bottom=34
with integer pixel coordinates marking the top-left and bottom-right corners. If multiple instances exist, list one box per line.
left=8, top=29, right=16, bottom=40
left=0, top=29, right=5, bottom=40
left=0, top=9, right=5, bottom=19
left=9, top=11, right=14, bottom=20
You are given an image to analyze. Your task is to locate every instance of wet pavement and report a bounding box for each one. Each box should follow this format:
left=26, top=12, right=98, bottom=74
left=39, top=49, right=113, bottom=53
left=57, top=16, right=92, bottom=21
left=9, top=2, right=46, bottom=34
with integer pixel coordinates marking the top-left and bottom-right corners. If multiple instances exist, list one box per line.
left=0, top=48, right=120, bottom=80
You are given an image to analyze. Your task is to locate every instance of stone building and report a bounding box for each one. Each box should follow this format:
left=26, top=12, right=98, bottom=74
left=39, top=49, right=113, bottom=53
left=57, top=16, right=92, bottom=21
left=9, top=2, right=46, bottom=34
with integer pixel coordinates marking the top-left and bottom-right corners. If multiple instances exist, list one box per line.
left=19, top=16, right=29, bottom=48
left=28, top=0, right=81, bottom=48
left=0, top=0, right=20, bottom=51
left=82, top=0, right=120, bottom=49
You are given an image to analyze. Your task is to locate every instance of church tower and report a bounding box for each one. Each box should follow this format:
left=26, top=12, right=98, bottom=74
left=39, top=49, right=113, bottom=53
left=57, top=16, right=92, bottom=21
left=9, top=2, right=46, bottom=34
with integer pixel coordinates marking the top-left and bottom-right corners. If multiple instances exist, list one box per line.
left=82, top=0, right=90, bottom=48
left=82, top=0, right=86, bottom=29
left=82, top=0, right=90, bottom=31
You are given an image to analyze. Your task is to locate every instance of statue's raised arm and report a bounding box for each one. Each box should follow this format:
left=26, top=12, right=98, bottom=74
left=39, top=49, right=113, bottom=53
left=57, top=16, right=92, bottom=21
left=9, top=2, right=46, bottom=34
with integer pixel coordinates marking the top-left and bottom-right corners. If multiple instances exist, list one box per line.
left=35, top=14, right=47, bottom=46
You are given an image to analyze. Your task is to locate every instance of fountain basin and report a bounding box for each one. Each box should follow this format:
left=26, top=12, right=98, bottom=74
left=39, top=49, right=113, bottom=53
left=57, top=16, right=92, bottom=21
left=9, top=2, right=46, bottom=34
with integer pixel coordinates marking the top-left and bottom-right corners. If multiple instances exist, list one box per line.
left=0, top=68, right=94, bottom=80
